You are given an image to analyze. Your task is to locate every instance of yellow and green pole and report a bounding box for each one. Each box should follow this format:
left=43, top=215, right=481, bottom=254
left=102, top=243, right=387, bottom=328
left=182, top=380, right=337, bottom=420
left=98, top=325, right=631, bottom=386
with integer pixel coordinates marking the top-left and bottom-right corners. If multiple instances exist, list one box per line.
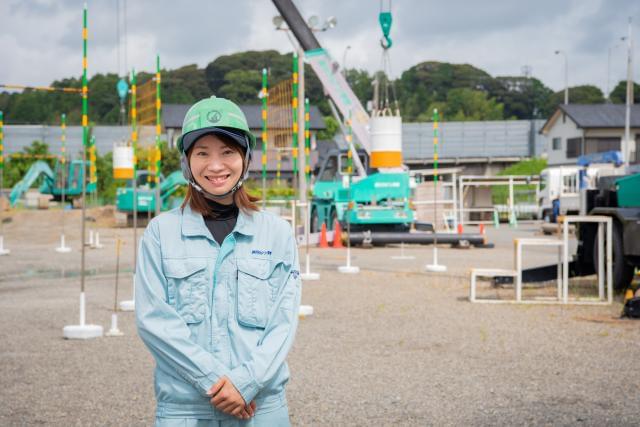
left=0, top=110, right=8, bottom=256
left=61, top=113, right=67, bottom=217
left=425, top=108, right=446, bottom=272
left=80, top=2, right=89, bottom=294
left=55, top=113, right=72, bottom=253
left=261, top=68, right=268, bottom=208
left=131, top=67, right=138, bottom=257
left=304, top=98, right=311, bottom=185
left=89, top=134, right=97, bottom=203
left=291, top=53, right=299, bottom=195
left=433, top=108, right=439, bottom=235
left=155, top=54, right=162, bottom=215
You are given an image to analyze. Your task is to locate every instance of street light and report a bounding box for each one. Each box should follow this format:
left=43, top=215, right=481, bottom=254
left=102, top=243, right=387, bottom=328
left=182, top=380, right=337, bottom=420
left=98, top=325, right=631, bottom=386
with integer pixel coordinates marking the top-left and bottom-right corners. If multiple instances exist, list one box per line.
left=555, top=50, right=569, bottom=104
left=342, top=45, right=351, bottom=77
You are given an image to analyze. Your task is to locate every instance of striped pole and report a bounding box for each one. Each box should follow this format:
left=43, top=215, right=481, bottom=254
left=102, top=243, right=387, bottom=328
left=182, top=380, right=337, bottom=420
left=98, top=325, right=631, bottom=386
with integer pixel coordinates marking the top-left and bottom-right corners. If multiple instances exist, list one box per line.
left=304, top=98, right=311, bottom=185
left=291, top=53, right=299, bottom=195
left=346, top=116, right=353, bottom=175
left=0, top=110, right=8, bottom=255
left=131, top=67, right=138, bottom=260
left=89, top=135, right=97, bottom=196
left=433, top=108, right=439, bottom=234
left=155, top=54, right=162, bottom=215
left=61, top=113, right=67, bottom=210
left=80, top=2, right=89, bottom=294
left=261, top=68, right=268, bottom=208
left=55, top=113, right=72, bottom=253
left=425, top=108, right=446, bottom=272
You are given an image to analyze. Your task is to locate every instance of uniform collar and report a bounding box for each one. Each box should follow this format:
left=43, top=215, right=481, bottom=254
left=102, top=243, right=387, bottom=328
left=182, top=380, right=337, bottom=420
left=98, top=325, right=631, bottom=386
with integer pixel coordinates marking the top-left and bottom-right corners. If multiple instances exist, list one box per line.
left=181, top=203, right=256, bottom=240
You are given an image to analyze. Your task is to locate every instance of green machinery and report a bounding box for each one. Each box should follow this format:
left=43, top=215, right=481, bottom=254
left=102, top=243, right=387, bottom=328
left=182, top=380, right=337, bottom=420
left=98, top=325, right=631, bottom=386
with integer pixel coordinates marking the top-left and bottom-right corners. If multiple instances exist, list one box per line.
left=310, top=149, right=413, bottom=232
left=9, top=160, right=96, bottom=207
left=116, top=170, right=186, bottom=213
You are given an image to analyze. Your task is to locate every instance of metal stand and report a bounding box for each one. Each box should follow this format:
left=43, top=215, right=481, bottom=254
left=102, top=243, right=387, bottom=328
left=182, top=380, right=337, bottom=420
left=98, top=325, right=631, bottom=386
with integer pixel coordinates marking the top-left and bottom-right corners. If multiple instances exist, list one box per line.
left=300, top=201, right=319, bottom=281
left=62, top=292, right=103, bottom=339
left=391, top=242, right=415, bottom=260
left=55, top=234, right=72, bottom=253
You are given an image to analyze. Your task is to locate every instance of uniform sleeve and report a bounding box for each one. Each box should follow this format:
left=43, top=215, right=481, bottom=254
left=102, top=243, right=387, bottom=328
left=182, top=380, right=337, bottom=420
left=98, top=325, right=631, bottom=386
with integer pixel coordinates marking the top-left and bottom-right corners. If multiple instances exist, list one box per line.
left=227, top=225, right=302, bottom=404
left=135, top=219, right=231, bottom=397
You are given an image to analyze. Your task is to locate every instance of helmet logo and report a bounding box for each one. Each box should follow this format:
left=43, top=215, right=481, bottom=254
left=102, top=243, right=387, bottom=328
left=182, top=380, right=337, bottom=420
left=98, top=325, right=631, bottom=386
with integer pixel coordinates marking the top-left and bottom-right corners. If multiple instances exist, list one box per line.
left=207, top=110, right=222, bottom=123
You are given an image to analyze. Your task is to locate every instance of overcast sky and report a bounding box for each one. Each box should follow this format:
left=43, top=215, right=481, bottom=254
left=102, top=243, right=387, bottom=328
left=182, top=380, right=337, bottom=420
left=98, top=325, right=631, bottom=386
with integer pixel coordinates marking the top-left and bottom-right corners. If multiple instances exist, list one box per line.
left=1, top=0, right=639, bottom=96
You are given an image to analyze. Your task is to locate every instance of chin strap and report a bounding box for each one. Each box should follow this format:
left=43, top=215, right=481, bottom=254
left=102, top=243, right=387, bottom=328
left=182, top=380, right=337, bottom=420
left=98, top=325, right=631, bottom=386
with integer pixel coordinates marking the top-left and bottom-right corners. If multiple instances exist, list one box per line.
left=189, top=177, right=243, bottom=201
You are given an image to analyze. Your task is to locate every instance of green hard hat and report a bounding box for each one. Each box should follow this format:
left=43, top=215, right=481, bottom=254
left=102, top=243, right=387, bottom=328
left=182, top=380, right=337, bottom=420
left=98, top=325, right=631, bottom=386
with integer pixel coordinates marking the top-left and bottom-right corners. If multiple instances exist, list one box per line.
left=178, top=96, right=256, bottom=154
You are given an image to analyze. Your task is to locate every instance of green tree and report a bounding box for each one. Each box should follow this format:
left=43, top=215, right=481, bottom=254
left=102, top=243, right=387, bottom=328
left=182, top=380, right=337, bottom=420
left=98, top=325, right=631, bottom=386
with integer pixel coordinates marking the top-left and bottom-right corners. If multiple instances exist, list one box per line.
left=317, top=116, right=339, bottom=140
left=609, top=80, right=640, bottom=104
left=544, top=85, right=605, bottom=113
left=426, top=88, right=504, bottom=121
left=217, top=69, right=262, bottom=103
left=396, top=61, right=500, bottom=121
left=493, top=76, right=553, bottom=119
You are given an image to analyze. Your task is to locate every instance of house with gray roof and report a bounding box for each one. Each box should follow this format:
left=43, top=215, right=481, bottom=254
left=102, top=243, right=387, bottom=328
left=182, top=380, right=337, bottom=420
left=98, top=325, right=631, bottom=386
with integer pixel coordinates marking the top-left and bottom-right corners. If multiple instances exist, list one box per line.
left=540, top=104, right=640, bottom=166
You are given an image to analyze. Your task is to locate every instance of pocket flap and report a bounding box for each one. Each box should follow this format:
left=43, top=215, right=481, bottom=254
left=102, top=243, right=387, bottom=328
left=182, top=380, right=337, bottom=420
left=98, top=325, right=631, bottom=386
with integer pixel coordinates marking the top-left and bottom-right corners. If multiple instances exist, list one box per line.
left=163, top=258, right=208, bottom=278
left=237, top=258, right=278, bottom=279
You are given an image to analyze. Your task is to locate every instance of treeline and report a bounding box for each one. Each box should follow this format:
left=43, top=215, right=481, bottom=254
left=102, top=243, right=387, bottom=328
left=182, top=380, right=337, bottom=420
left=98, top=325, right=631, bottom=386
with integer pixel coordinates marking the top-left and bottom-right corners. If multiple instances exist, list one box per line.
left=1, top=50, right=639, bottom=125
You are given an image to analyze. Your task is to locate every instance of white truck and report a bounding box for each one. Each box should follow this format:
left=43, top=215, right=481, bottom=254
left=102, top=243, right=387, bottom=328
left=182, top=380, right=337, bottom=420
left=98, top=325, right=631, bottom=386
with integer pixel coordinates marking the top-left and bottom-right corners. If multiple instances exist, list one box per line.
left=538, top=161, right=624, bottom=222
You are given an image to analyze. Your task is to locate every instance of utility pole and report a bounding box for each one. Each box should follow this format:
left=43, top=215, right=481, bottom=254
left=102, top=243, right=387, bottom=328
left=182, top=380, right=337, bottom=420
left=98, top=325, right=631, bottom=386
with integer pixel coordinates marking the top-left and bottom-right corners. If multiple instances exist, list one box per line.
left=555, top=50, right=569, bottom=104
left=297, top=50, right=307, bottom=206
left=623, top=17, right=633, bottom=167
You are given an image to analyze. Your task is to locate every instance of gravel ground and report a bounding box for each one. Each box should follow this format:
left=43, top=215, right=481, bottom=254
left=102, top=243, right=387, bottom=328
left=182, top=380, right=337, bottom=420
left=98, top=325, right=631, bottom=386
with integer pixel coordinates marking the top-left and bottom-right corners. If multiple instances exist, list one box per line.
left=1, top=208, right=639, bottom=426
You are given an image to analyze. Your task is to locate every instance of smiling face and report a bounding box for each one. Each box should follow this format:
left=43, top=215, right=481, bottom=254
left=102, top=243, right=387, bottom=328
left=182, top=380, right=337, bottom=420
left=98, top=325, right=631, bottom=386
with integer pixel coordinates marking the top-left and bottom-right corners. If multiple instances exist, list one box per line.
left=188, top=133, right=244, bottom=205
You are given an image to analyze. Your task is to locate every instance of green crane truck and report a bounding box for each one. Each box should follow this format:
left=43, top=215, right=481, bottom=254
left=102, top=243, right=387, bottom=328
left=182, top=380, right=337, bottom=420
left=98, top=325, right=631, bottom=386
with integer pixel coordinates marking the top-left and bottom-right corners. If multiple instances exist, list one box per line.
left=310, top=148, right=413, bottom=232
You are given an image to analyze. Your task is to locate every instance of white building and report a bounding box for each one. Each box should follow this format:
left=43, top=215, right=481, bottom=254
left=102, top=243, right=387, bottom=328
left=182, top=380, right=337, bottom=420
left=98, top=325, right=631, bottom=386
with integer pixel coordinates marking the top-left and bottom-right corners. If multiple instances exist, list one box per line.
left=540, top=104, right=640, bottom=166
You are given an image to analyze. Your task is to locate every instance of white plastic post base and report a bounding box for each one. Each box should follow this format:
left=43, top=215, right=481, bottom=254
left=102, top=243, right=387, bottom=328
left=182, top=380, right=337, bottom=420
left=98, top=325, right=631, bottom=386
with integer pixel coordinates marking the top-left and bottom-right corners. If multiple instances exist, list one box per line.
left=119, top=300, right=134, bottom=311
left=119, top=274, right=135, bottom=311
left=299, top=305, right=314, bottom=317
left=105, top=313, right=124, bottom=337
left=91, top=232, right=104, bottom=249
left=391, top=243, right=415, bottom=260
left=0, top=236, right=10, bottom=256
left=301, top=272, right=320, bottom=281
left=426, top=264, right=447, bottom=272
left=62, top=324, right=103, bottom=340
left=55, top=234, right=72, bottom=253
left=300, top=254, right=320, bottom=281
left=85, top=230, right=94, bottom=247
left=338, top=265, right=360, bottom=274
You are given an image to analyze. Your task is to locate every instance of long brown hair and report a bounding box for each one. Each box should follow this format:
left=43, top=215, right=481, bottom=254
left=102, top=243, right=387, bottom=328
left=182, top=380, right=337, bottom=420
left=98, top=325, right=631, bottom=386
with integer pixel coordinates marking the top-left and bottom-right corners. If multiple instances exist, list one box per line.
left=181, top=135, right=260, bottom=216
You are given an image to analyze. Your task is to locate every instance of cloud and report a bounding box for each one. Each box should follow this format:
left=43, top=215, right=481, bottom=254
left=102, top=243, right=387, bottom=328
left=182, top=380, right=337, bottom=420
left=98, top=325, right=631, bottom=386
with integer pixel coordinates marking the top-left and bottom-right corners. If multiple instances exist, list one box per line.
left=0, top=0, right=638, bottom=96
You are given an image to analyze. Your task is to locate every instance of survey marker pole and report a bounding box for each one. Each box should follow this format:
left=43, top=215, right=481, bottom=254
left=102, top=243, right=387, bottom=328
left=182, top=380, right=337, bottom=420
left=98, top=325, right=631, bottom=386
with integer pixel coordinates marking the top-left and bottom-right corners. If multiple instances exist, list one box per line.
left=426, top=108, right=446, bottom=273
left=63, top=3, right=103, bottom=339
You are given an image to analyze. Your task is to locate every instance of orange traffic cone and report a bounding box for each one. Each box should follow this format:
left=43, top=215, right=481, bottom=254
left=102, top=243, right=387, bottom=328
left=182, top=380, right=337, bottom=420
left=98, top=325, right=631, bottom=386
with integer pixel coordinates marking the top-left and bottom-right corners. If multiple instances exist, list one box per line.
left=318, top=222, right=329, bottom=248
left=479, top=224, right=485, bottom=235
left=332, top=219, right=344, bottom=248
left=457, top=223, right=464, bottom=234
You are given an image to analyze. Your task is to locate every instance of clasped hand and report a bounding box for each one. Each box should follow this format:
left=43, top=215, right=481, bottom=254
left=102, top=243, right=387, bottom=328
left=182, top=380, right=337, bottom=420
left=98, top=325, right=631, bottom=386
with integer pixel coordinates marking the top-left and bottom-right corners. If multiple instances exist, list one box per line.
left=207, top=376, right=256, bottom=420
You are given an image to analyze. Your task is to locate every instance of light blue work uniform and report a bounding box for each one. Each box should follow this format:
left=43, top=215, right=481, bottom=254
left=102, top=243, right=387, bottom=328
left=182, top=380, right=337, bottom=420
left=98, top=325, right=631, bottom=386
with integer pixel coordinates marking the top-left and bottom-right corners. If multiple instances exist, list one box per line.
left=135, top=204, right=301, bottom=426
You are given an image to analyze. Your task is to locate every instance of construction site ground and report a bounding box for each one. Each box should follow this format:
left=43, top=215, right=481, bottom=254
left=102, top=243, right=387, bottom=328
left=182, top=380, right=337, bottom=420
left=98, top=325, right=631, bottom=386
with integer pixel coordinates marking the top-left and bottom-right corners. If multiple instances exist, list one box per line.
left=1, top=207, right=638, bottom=426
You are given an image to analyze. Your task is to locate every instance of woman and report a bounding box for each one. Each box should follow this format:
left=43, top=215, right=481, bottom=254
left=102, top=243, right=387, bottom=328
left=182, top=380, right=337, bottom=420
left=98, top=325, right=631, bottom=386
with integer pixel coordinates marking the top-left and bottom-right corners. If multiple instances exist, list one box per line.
left=136, top=96, right=301, bottom=426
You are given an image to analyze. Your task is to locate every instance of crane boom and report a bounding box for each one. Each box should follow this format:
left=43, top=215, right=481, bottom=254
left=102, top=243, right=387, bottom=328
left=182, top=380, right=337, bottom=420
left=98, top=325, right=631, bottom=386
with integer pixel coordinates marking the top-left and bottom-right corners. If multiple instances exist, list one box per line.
left=271, top=0, right=372, bottom=153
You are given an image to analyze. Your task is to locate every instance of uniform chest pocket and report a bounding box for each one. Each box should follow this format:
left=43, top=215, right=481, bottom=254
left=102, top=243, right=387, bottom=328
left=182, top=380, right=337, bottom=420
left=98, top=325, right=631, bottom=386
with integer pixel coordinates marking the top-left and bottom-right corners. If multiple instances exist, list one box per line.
left=163, top=258, right=209, bottom=324
left=236, top=258, right=281, bottom=329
